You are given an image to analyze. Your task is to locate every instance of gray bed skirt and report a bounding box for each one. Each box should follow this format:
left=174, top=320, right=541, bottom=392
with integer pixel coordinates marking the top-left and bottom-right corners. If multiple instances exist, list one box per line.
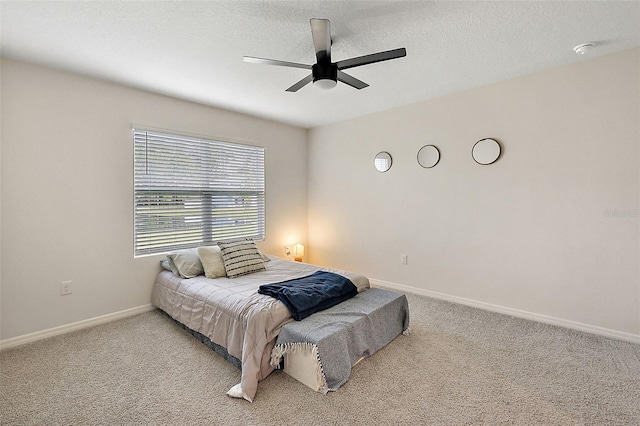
left=157, top=308, right=243, bottom=370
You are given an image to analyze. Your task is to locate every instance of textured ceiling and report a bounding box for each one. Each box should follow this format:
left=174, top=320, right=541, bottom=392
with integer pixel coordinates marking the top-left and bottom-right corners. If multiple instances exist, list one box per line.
left=1, top=1, right=639, bottom=128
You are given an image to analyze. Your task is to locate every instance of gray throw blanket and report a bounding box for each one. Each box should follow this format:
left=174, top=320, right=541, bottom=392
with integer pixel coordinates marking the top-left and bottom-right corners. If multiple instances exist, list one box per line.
left=271, top=288, right=410, bottom=392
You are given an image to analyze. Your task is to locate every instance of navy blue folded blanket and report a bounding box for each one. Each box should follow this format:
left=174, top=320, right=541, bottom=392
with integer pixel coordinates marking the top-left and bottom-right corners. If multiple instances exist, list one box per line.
left=258, top=271, right=358, bottom=321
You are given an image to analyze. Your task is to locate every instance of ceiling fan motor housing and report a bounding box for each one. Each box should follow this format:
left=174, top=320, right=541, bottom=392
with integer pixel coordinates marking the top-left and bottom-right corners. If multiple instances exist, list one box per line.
left=312, top=62, right=338, bottom=84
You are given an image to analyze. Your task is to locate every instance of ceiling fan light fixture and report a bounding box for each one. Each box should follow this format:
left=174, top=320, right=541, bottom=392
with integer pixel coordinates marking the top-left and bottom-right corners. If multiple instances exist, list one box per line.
left=314, top=78, right=338, bottom=89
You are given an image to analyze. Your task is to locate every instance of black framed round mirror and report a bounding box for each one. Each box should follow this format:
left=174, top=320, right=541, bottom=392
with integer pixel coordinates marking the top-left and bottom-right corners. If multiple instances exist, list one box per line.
left=472, top=138, right=501, bottom=165
left=417, top=145, right=440, bottom=168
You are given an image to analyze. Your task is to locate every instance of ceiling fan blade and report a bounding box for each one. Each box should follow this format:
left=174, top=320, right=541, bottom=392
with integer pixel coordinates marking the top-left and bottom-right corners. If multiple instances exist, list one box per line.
left=286, top=74, right=314, bottom=92
left=310, top=18, right=331, bottom=62
left=243, top=56, right=311, bottom=70
left=336, top=48, right=406, bottom=70
left=337, top=71, right=369, bottom=90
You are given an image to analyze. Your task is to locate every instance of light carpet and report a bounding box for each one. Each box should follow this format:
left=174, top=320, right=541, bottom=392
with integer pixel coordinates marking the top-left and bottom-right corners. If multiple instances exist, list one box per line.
left=2, top=292, right=639, bottom=425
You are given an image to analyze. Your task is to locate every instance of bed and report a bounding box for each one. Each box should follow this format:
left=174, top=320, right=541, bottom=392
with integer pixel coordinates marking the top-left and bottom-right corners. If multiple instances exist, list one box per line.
left=151, top=251, right=370, bottom=402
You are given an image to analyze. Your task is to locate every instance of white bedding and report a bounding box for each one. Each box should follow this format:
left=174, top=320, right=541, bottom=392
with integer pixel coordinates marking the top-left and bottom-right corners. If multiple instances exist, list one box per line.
left=151, top=255, right=369, bottom=402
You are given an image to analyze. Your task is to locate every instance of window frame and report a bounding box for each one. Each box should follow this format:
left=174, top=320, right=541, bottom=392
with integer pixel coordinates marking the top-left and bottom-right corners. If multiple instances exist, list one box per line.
left=133, top=128, right=265, bottom=257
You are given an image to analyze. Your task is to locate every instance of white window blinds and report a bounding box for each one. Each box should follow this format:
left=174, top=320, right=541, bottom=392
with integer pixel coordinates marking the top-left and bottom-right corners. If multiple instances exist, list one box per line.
left=133, top=129, right=265, bottom=257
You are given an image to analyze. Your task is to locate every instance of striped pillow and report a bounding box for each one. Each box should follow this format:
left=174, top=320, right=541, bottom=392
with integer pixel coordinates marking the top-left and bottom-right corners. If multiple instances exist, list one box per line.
left=218, top=240, right=266, bottom=278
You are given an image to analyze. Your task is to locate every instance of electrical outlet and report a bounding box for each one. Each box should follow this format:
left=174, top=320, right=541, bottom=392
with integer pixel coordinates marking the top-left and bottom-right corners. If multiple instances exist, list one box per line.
left=285, top=246, right=291, bottom=257
left=401, top=254, right=408, bottom=265
left=60, top=281, right=72, bottom=295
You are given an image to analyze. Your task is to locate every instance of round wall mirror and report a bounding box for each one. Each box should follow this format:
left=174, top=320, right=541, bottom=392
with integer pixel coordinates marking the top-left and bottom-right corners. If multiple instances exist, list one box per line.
left=374, top=151, right=393, bottom=172
left=417, top=145, right=440, bottom=168
left=472, top=138, right=501, bottom=165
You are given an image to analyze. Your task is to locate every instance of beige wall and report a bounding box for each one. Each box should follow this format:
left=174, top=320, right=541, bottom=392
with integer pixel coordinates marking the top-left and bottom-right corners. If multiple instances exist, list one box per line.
left=308, top=48, right=640, bottom=338
left=0, top=59, right=307, bottom=340
left=2, top=48, right=638, bottom=343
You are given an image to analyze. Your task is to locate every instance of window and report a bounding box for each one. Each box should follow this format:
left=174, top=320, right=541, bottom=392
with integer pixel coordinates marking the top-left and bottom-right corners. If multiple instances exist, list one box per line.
left=133, top=129, right=265, bottom=257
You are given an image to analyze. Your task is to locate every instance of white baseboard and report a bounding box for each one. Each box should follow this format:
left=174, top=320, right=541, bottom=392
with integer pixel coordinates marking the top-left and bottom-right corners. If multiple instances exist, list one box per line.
left=0, top=304, right=156, bottom=351
left=370, top=278, right=640, bottom=345
left=3, top=283, right=638, bottom=349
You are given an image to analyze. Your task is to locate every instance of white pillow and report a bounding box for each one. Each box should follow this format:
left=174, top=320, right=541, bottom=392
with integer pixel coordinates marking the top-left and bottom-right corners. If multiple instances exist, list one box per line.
left=218, top=239, right=266, bottom=278
left=259, top=251, right=271, bottom=262
left=166, top=248, right=204, bottom=278
left=197, top=246, right=227, bottom=279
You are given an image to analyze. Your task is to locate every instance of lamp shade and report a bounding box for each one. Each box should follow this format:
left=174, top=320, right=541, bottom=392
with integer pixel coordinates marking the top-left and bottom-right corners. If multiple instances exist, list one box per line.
left=293, top=244, right=305, bottom=262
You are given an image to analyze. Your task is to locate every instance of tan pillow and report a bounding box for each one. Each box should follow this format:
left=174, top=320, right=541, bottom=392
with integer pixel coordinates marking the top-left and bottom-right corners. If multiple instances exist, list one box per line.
left=197, top=246, right=227, bottom=279
left=166, top=248, right=204, bottom=278
left=218, top=239, right=266, bottom=278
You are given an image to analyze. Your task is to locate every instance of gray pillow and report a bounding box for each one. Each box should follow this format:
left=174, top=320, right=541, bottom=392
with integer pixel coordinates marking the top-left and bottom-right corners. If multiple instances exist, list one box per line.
left=160, top=259, right=173, bottom=272
left=218, top=240, right=266, bottom=278
left=166, top=248, right=204, bottom=278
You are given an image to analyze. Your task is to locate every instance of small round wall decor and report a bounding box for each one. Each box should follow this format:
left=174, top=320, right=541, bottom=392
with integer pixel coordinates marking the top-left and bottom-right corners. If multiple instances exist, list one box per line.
left=472, top=138, right=501, bottom=165
left=417, top=145, right=440, bottom=168
left=374, top=151, right=393, bottom=172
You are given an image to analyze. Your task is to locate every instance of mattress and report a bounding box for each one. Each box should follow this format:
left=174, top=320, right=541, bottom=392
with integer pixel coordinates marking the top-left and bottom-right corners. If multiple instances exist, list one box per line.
left=151, top=255, right=369, bottom=402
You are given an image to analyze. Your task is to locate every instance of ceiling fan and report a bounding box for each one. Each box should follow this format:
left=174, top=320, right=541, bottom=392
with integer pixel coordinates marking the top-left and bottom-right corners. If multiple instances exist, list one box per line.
left=243, top=18, right=407, bottom=92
